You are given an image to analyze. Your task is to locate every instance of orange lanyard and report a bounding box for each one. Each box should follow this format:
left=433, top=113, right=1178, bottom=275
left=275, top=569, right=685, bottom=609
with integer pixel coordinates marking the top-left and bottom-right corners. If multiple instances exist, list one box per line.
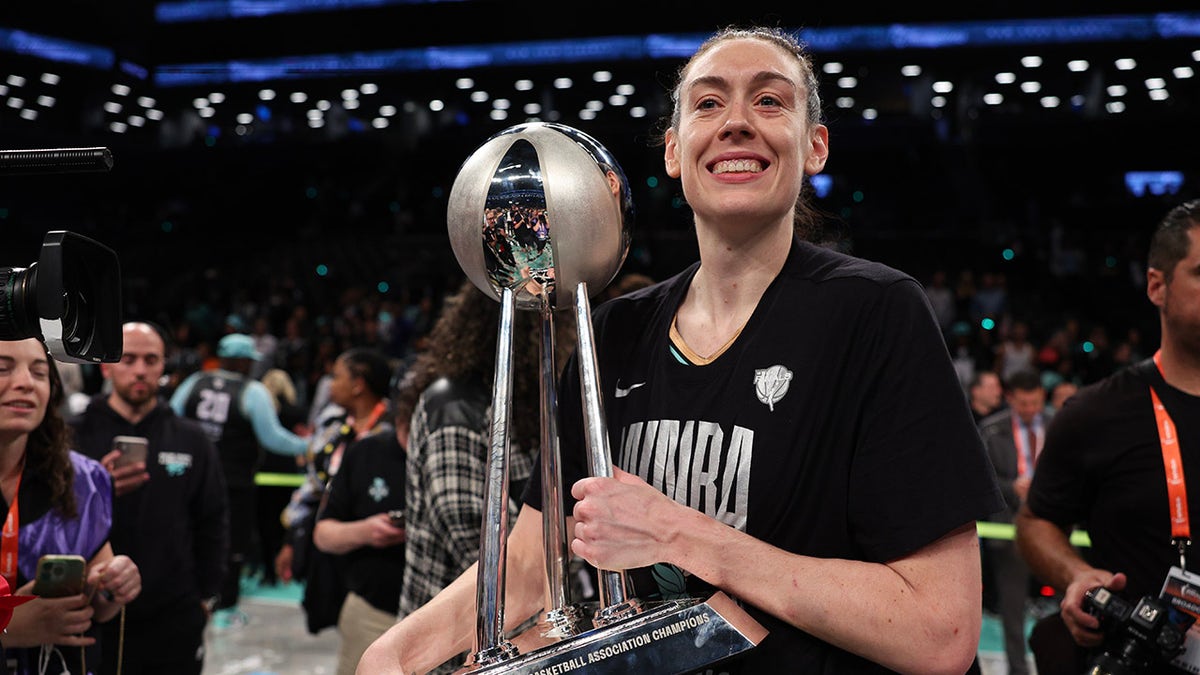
left=1, top=472, right=21, bottom=587
left=1152, top=350, right=1190, bottom=568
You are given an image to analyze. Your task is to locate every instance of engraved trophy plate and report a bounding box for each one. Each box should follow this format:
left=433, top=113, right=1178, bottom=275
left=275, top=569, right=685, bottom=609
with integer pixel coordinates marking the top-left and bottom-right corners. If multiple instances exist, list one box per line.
left=446, top=122, right=766, bottom=674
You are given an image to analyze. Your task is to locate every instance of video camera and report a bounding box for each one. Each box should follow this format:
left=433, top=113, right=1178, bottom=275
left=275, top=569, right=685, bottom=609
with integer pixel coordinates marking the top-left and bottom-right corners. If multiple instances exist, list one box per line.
left=1082, top=586, right=1194, bottom=675
left=0, top=231, right=122, bottom=364
left=0, top=148, right=123, bottom=364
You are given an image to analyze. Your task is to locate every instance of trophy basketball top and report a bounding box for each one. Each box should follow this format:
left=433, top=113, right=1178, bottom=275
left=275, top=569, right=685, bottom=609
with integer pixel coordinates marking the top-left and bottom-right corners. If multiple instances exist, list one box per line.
left=447, top=122, right=633, bottom=311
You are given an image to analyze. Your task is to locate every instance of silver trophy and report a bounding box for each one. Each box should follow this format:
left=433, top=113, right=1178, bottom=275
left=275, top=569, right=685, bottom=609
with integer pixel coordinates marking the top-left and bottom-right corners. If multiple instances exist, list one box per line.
left=447, top=122, right=766, bottom=675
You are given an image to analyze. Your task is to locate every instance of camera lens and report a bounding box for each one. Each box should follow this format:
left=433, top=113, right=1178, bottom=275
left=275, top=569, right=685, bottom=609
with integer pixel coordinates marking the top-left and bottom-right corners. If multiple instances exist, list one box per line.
left=0, top=266, right=39, bottom=342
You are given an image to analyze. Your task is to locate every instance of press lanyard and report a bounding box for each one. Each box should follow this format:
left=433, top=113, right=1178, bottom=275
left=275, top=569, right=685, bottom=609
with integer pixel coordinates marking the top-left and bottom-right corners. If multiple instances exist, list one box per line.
left=1152, top=350, right=1190, bottom=568
left=1, top=472, right=21, bottom=587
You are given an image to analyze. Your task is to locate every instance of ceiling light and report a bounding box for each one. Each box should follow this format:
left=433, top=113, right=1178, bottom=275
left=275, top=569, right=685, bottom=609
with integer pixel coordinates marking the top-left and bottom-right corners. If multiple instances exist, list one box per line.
left=836, top=97, right=854, bottom=109
left=1040, top=96, right=1060, bottom=108
left=429, top=100, right=445, bottom=112
left=137, top=96, right=156, bottom=107
left=823, top=62, right=844, bottom=74
left=1105, top=101, right=1126, bottom=113
left=111, top=83, right=130, bottom=96
left=554, top=77, right=573, bottom=89
left=290, top=92, right=308, bottom=103
left=6, top=75, right=25, bottom=87
left=236, top=113, right=253, bottom=124
left=515, top=80, right=534, bottom=91
left=456, top=78, right=474, bottom=89
left=1149, top=89, right=1169, bottom=101
left=309, top=118, right=324, bottom=128
left=1067, top=60, right=1089, bottom=72
left=198, top=107, right=215, bottom=117
left=1174, top=66, right=1195, bottom=79
left=616, top=84, right=634, bottom=96
left=19, top=108, right=36, bottom=120
left=579, top=109, right=596, bottom=121
left=1020, top=81, right=1041, bottom=93
left=470, top=91, right=489, bottom=103
left=995, top=72, right=1016, bottom=84
left=862, top=108, right=878, bottom=120
left=36, top=95, right=55, bottom=107
left=128, top=115, right=145, bottom=127
left=1106, top=85, right=1127, bottom=97
left=931, top=96, right=947, bottom=108
left=109, top=121, right=127, bottom=132
left=306, top=110, right=322, bottom=120
left=1115, top=58, right=1136, bottom=71
left=983, top=93, right=1004, bottom=105
left=372, top=117, right=388, bottom=128
left=593, top=70, right=612, bottom=83
left=493, top=98, right=510, bottom=110
left=837, top=76, right=857, bottom=89
left=1020, top=56, right=1043, bottom=68
left=193, top=97, right=209, bottom=108
left=341, top=89, right=358, bottom=100
left=259, top=89, right=276, bottom=100
left=316, top=99, right=331, bottom=111
left=146, top=109, right=163, bottom=120
left=1144, top=77, right=1166, bottom=90
left=933, top=80, right=954, bottom=93
left=490, top=109, right=508, bottom=121
left=343, top=99, right=360, bottom=109
left=901, top=65, right=921, bottom=77
left=209, top=92, right=225, bottom=104
left=360, top=83, right=378, bottom=95
left=104, top=101, right=123, bottom=114
left=523, top=102, right=541, bottom=114
left=40, top=73, right=59, bottom=85
left=608, top=94, right=626, bottom=106
left=630, top=106, right=646, bottom=118
left=6, top=98, right=22, bottom=109
left=380, top=105, right=396, bottom=116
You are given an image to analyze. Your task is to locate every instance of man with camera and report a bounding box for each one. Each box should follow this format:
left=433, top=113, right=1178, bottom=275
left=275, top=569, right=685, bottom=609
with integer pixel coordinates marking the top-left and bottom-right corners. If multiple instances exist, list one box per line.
left=70, top=321, right=230, bottom=675
left=1015, top=199, right=1200, bottom=674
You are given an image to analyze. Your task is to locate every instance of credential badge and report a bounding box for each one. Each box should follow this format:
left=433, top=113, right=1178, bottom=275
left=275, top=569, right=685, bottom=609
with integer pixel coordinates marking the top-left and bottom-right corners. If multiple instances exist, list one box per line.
left=754, top=365, right=793, bottom=412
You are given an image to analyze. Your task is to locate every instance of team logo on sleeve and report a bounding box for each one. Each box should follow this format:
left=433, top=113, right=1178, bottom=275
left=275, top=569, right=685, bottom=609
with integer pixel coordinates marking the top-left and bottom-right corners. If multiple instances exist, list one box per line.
left=753, top=365, right=793, bottom=411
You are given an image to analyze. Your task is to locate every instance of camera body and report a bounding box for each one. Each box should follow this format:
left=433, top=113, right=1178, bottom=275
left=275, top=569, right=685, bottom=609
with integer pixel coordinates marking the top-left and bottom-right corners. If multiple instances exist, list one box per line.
left=0, top=230, right=122, bottom=363
left=1083, top=586, right=1191, bottom=675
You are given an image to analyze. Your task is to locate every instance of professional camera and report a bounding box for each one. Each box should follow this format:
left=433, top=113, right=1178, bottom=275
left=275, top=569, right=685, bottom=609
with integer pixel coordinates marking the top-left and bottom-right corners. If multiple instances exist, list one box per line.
left=0, top=230, right=122, bottom=363
left=1082, top=586, right=1193, bottom=675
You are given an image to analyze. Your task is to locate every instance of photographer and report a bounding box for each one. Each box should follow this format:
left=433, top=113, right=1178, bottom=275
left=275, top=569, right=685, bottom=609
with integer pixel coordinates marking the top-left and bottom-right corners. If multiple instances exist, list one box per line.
left=1015, top=199, right=1200, bottom=674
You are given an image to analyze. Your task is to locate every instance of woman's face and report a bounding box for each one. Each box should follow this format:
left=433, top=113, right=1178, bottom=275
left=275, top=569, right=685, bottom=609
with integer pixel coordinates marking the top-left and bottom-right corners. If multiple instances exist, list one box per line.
left=0, top=338, right=51, bottom=438
left=664, top=37, right=828, bottom=231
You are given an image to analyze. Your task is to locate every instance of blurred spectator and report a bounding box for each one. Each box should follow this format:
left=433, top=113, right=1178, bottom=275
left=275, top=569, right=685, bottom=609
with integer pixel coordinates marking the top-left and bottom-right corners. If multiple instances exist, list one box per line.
left=924, top=269, right=957, bottom=336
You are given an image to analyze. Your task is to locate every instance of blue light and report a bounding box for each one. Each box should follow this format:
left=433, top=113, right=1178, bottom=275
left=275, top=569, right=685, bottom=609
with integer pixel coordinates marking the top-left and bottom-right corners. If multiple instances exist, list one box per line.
left=981, top=318, right=996, bottom=331
left=316, top=264, right=329, bottom=277
left=1124, top=171, right=1184, bottom=197
left=255, top=104, right=272, bottom=122
left=153, top=12, right=1200, bottom=87
left=377, top=281, right=389, bottom=293
left=0, top=27, right=114, bottom=69
left=810, top=174, right=833, bottom=198
left=1082, top=341, right=1095, bottom=353
left=156, top=0, right=466, bottom=23
left=646, top=176, right=659, bottom=188
left=1002, top=248, right=1015, bottom=261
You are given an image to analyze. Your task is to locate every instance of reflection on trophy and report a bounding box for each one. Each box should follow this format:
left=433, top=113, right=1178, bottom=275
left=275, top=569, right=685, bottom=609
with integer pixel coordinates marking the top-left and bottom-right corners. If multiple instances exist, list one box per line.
left=446, top=122, right=766, bottom=674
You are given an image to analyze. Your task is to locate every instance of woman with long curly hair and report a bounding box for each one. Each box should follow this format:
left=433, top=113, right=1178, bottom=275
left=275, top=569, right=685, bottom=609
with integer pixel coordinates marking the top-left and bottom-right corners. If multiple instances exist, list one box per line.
left=392, top=276, right=576, bottom=674
left=0, top=337, right=141, bottom=674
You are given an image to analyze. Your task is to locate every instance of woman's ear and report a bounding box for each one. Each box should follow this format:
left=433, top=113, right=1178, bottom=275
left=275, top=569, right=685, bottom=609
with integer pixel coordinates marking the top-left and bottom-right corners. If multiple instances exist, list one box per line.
left=664, top=129, right=682, bottom=179
left=805, top=124, right=830, bottom=175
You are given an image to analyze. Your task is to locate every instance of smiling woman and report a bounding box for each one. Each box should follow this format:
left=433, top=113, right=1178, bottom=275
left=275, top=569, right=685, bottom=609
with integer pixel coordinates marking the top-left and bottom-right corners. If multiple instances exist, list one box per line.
left=0, top=337, right=141, bottom=675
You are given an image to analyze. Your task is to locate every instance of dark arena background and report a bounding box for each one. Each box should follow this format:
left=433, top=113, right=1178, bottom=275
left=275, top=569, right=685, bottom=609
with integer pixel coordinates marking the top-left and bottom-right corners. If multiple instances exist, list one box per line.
left=1, top=2, right=1198, bottom=673
left=3, top=1, right=1198, bottom=369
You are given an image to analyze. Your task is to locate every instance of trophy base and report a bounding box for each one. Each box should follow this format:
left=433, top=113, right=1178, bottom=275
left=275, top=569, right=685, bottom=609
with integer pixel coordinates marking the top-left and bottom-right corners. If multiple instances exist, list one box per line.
left=455, top=591, right=766, bottom=675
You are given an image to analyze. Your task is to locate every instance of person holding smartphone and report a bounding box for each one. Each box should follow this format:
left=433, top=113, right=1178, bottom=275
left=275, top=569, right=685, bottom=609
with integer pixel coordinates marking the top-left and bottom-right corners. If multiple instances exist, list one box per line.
left=0, top=337, right=142, bottom=675
left=69, top=321, right=229, bottom=675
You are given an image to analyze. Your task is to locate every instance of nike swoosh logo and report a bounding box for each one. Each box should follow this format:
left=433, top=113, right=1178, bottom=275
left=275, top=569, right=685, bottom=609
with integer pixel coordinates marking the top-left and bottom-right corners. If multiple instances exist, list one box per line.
left=614, top=381, right=646, bottom=398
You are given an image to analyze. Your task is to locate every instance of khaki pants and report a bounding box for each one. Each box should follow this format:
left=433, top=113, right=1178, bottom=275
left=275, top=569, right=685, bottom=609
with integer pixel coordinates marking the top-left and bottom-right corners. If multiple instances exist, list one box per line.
left=336, top=591, right=397, bottom=675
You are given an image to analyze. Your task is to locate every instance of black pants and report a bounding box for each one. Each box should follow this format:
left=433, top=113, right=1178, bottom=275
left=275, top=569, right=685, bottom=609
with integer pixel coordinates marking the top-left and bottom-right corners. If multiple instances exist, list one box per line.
left=98, top=601, right=206, bottom=675
left=222, top=485, right=257, bottom=609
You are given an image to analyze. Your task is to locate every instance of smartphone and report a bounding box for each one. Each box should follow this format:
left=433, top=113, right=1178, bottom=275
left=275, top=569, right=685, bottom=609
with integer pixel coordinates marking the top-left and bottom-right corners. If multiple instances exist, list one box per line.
left=32, top=554, right=87, bottom=598
left=387, top=510, right=405, bottom=527
left=112, top=435, right=149, bottom=468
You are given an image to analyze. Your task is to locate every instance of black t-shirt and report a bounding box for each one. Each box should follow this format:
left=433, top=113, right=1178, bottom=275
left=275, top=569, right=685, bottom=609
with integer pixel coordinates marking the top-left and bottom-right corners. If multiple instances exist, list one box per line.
left=319, top=431, right=406, bottom=614
left=1028, top=359, right=1200, bottom=604
left=526, top=236, right=1004, bottom=673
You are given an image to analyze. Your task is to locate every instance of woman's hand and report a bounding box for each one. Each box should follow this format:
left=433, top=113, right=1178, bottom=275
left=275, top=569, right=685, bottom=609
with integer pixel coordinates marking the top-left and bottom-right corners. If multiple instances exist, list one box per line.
left=3, top=580, right=95, bottom=648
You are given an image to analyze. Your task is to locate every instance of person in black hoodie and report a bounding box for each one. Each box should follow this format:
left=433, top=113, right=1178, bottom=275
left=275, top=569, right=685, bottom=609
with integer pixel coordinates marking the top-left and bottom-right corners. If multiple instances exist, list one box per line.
left=69, top=321, right=230, bottom=675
